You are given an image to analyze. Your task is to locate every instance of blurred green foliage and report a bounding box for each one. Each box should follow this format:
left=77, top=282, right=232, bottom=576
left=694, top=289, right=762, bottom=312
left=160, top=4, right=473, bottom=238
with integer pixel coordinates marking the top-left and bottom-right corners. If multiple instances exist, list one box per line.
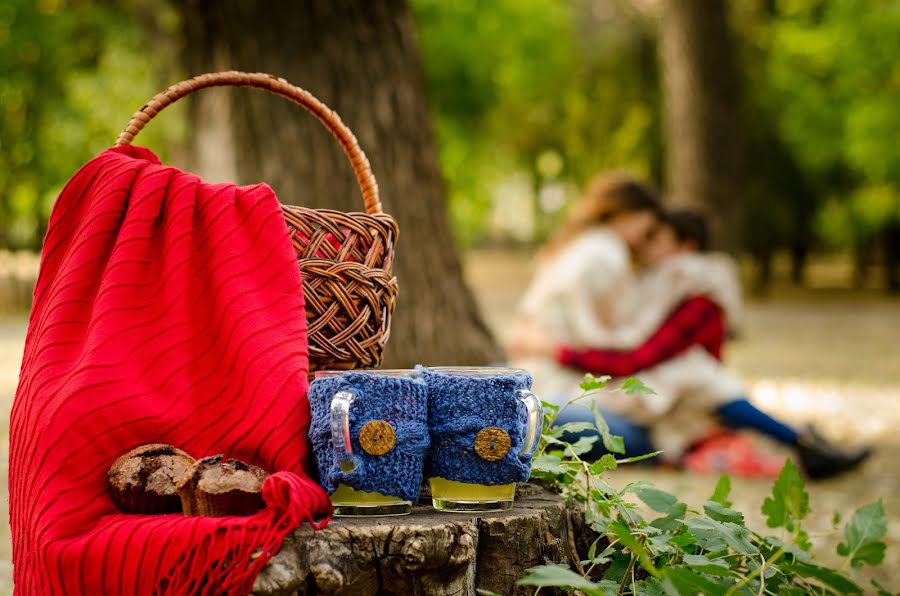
left=745, top=0, right=900, bottom=253
left=413, top=0, right=900, bottom=254
left=1, top=0, right=899, bottom=260
left=413, top=0, right=661, bottom=244
left=0, top=0, right=180, bottom=249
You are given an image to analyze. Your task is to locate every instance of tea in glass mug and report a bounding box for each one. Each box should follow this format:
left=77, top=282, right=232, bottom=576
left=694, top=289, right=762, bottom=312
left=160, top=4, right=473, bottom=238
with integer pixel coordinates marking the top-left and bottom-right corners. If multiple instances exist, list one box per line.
left=429, top=478, right=517, bottom=511
left=308, top=370, right=430, bottom=517
left=422, top=366, right=541, bottom=512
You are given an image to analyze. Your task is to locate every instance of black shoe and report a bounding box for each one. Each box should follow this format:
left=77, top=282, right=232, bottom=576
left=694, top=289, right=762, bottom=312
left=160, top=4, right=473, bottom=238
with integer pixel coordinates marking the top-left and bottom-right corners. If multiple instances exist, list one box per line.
left=795, top=426, right=872, bottom=480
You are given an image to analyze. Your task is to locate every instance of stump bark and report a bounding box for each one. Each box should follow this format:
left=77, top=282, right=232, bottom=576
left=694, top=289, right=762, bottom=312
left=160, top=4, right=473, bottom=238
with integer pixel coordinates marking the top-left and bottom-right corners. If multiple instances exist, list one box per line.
left=252, top=484, right=594, bottom=596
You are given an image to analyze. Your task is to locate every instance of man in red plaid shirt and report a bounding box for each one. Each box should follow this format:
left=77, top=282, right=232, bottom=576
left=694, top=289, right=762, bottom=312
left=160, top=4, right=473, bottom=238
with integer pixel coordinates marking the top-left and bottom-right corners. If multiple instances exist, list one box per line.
left=524, top=210, right=870, bottom=480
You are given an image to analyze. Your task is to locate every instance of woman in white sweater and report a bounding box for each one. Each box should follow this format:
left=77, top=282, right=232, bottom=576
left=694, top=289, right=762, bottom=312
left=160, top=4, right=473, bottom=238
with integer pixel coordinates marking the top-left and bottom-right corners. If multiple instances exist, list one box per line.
left=511, top=172, right=662, bottom=402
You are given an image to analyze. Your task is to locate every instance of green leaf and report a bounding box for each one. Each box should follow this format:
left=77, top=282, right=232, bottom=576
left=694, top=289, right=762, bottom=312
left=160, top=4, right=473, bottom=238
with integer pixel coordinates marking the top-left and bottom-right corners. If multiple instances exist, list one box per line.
left=589, top=545, right=616, bottom=566
left=634, top=577, right=667, bottom=596
left=541, top=434, right=568, bottom=447
left=591, top=404, right=625, bottom=454
left=601, top=555, right=632, bottom=582
left=681, top=554, right=737, bottom=577
left=683, top=518, right=758, bottom=555
left=475, top=590, right=502, bottom=596
left=517, top=564, right=602, bottom=593
left=703, top=501, right=745, bottom=525
left=635, top=487, right=678, bottom=514
left=564, top=434, right=598, bottom=456
left=783, top=561, right=863, bottom=594
left=595, top=580, right=620, bottom=595
left=607, top=521, right=647, bottom=558
left=607, top=522, right=661, bottom=578
left=709, top=474, right=732, bottom=508
left=586, top=536, right=601, bottom=561
left=550, top=421, right=596, bottom=437
left=620, top=377, right=656, bottom=395
left=647, top=532, right=678, bottom=555
left=836, top=500, right=887, bottom=569
left=580, top=373, right=611, bottom=392
left=669, top=533, right=696, bottom=549
left=795, top=528, right=813, bottom=552
left=650, top=502, right=688, bottom=533
left=762, top=459, right=809, bottom=531
left=531, top=454, right=568, bottom=475
left=590, top=453, right=618, bottom=474
left=662, top=567, right=726, bottom=596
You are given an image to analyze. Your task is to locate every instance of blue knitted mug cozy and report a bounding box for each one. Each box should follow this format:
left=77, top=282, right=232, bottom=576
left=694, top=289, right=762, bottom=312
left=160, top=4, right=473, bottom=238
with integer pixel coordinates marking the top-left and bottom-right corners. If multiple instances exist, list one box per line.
left=308, top=372, right=430, bottom=503
left=419, top=366, right=539, bottom=486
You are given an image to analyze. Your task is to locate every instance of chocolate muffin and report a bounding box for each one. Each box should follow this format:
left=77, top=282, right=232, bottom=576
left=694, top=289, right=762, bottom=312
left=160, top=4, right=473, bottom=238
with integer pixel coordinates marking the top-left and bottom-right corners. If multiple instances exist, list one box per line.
left=177, top=455, right=268, bottom=517
left=108, top=444, right=196, bottom=514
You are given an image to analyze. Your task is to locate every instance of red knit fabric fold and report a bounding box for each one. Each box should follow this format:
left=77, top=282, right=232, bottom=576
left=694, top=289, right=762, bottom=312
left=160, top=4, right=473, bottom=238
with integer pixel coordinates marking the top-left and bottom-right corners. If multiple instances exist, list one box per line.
left=9, top=146, right=332, bottom=595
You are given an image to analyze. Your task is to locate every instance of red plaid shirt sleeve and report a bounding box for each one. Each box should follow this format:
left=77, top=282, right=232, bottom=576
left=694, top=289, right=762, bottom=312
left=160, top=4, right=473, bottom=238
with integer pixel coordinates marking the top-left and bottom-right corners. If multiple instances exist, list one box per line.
left=556, top=296, right=726, bottom=377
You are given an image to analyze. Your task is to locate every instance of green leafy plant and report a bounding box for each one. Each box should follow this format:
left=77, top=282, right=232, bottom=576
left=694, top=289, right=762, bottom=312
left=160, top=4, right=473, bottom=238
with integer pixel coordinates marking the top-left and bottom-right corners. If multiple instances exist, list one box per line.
left=522, top=376, right=893, bottom=595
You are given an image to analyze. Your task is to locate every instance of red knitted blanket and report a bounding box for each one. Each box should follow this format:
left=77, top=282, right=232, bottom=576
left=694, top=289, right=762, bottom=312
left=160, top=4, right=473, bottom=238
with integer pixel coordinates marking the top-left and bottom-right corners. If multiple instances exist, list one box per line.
left=9, top=146, right=332, bottom=595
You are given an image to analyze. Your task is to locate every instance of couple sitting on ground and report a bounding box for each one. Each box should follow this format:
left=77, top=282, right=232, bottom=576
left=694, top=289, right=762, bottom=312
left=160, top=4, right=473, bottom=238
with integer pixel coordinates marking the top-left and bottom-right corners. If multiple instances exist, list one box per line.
left=509, top=172, right=870, bottom=480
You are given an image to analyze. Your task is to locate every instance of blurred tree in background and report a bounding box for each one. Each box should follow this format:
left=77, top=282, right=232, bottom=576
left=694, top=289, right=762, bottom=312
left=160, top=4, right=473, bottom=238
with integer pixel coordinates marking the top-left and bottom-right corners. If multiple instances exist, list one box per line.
left=180, top=0, right=501, bottom=368
left=658, top=0, right=743, bottom=254
left=2, top=0, right=899, bottom=289
left=737, top=0, right=900, bottom=289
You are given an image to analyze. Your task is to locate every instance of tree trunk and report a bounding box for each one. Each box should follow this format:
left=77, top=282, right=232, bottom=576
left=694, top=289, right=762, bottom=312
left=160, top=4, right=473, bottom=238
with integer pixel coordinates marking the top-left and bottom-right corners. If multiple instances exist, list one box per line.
left=753, top=251, right=774, bottom=297
left=251, top=484, right=596, bottom=596
left=181, top=0, right=501, bottom=368
left=790, top=243, right=808, bottom=286
left=884, top=224, right=900, bottom=293
left=658, top=0, right=743, bottom=253
left=853, top=240, right=870, bottom=289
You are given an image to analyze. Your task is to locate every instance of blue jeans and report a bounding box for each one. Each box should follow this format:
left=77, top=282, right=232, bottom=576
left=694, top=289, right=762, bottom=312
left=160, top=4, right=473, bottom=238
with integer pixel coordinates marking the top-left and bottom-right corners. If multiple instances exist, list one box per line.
left=552, top=402, right=656, bottom=462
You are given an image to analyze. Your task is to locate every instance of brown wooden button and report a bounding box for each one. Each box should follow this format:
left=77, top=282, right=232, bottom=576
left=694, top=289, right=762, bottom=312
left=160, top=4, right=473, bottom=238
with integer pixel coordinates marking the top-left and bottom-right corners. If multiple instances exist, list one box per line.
left=359, top=420, right=396, bottom=456
left=473, top=427, right=512, bottom=461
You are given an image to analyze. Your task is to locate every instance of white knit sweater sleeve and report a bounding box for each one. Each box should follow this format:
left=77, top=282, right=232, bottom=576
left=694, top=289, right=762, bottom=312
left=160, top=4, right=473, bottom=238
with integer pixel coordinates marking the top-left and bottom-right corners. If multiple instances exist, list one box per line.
left=552, top=230, right=630, bottom=346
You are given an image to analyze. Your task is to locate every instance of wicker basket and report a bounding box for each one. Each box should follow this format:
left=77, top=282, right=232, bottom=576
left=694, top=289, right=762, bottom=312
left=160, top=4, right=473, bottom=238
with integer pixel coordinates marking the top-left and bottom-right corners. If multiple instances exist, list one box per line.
left=115, top=71, right=398, bottom=372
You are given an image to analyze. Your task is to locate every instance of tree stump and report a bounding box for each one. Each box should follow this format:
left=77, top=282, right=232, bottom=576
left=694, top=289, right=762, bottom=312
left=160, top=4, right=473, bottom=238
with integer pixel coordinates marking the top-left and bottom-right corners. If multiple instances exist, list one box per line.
left=252, top=483, right=595, bottom=596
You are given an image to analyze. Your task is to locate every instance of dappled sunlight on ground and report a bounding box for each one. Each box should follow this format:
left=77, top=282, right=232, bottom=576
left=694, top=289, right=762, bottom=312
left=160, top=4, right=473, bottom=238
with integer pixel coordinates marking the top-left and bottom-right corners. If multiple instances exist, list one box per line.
left=749, top=379, right=895, bottom=445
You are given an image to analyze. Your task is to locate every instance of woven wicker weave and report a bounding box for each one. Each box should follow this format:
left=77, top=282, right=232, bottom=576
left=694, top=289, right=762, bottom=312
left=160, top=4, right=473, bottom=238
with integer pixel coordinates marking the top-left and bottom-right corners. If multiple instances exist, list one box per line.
left=116, top=71, right=398, bottom=372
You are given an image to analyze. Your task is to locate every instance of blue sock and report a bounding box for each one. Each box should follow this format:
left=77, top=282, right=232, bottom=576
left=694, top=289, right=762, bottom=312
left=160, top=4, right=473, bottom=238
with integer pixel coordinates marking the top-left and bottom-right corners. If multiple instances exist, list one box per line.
left=715, top=398, right=799, bottom=445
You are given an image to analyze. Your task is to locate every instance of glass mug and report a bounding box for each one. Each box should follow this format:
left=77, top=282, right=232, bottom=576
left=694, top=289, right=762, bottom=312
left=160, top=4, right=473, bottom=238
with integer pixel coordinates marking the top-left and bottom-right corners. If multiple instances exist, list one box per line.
left=421, top=366, right=542, bottom=512
left=309, top=370, right=429, bottom=517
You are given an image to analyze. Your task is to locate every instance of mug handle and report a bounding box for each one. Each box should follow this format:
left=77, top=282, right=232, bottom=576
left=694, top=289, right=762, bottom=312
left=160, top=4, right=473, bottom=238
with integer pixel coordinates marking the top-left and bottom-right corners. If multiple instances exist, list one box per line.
left=331, top=390, right=357, bottom=473
left=516, top=389, right=543, bottom=458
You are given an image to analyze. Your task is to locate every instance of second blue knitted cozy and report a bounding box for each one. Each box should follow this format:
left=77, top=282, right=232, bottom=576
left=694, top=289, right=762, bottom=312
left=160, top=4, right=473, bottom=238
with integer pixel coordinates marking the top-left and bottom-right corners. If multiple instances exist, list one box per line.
left=308, top=372, right=430, bottom=503
left=420, top=366, right=537, bottom=486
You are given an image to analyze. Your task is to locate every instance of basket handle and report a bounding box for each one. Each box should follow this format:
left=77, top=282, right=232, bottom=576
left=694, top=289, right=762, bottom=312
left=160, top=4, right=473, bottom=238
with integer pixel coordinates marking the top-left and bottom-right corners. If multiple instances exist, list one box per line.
left=115, top=71, right=381, bottom=214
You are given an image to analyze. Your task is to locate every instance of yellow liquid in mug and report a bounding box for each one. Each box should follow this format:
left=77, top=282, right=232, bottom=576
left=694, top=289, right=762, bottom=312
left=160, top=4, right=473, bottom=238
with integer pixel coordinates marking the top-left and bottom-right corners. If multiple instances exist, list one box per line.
left=330, top=484, right=411, bottom=516
left=331, top=484, right=405, bottom=505
left=429, top=478, right=515, bottom=512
